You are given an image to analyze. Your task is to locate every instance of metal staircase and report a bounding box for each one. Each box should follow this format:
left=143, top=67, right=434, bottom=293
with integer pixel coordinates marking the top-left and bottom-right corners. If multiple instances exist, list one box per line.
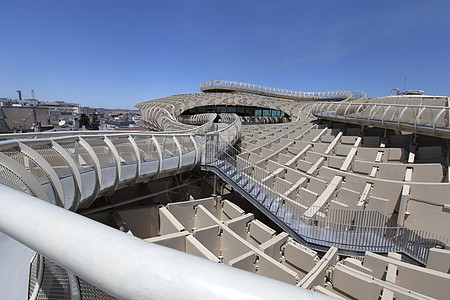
left=201, top=137, right=447, bottom=265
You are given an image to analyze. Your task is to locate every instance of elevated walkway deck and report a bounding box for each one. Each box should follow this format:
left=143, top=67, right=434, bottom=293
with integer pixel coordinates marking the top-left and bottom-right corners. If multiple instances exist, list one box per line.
left=200, top=79, right=366, bottom=102
left=311, top=97, right=450, bottom=138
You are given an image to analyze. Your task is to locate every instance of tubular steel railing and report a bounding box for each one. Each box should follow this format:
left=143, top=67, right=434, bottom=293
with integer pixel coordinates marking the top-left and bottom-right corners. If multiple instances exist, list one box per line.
left=202, top=138, right=448, bottom=264
left=0, top=132, right=203, bottom=211
left=136, top=103, right=219, bottom=133
left=0, top=184, right=326, bottom=300
left=200, top=80, right=367, bottom=102
left=312, top=101, right=450, bottom=138
left=0, top=114, right=242, bottom=213
left=178, top=113, right=217, bottom=125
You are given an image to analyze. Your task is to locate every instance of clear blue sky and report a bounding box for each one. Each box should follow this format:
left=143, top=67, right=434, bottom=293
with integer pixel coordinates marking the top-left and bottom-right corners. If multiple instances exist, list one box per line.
left=1, top=0, right=449, bottom=109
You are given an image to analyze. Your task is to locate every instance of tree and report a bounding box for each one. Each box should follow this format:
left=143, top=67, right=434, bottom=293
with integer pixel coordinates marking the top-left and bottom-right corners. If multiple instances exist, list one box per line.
left=89, top=113, right=100, bottom=130
left=79, top=114, right=90, bottom=128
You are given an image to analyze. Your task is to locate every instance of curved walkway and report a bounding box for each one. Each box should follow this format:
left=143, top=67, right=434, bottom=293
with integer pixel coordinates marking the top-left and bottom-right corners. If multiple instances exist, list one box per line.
left=0, top=116, right=241, bottom=211
left=312, top=96, right=450, bottom=138
left=200, top=80, right=367, bottom=102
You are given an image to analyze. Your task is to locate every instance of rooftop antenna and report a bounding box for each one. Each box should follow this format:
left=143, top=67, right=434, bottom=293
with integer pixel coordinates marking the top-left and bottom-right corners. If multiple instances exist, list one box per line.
left=403, top=77, right=407, bottom=93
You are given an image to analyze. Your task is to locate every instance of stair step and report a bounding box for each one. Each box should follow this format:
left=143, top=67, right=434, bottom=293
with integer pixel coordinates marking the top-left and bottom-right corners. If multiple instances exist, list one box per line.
left=269, top=200, right=279, bottom=213
left=257, top=192, right=267, bottom=203
left=233, top=174, right=243, bottom=182
left=225, top=165, right=237, bottom=178
left=228, top=170, right=237, bottom=178
left=276, top=206, right=286, bottom=219
left=283, top=210, right=293, bottom=226
left=223, top=165, right=232, bottom=173
left=251, top=186, right=261, bottom=197
left=263, top=197, right=272, bottom=208
left=291, top=217, right=299, bottom=230
left=241, top=179, right=249, bottom=188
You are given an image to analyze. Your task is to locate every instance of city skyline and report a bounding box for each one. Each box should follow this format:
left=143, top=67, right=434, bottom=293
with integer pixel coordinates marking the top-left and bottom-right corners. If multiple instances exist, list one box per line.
left=1, top=0, right=449, bottom=109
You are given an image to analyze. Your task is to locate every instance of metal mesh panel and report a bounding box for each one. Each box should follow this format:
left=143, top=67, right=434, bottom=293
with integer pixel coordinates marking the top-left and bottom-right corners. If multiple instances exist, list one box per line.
left=133, top=136, right=157, bottom=161
left=83, top=138, right=115, bottom=167
left=109, top=136, right=137, bottom=182
left=29, top=143, right=75, bottom=205
left=155, top=136, right=176, bottom=156
left=0, top=164, right=36, bottom=196
left=23, top=153, right=56, bottom=204
left=36, top=257, right=71, bottom=299
left=178, top=136, right=194, bottom=154
left=2, top=146, right=55, bottom=202
left=61, top=140, right=93, bottom=169
left=109, top=136, right=135, bottom=163
left=58, top=141, right=77, bottom=161
left=29, top=143, right=71, bottom=176
left=28, top=255, right=115, bottom=300
left=78, top=278, right=116, bottom=300
left=3, top=146, right=25, bottom=164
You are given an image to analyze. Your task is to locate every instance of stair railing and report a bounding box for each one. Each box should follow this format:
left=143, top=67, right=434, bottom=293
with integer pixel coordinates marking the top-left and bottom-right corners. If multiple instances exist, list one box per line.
left=202, top=138, right=448, bottom=264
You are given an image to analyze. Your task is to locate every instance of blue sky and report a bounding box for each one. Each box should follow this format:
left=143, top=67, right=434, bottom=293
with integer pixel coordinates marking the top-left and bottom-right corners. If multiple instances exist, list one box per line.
left=1, top=0, right=449, bottom=109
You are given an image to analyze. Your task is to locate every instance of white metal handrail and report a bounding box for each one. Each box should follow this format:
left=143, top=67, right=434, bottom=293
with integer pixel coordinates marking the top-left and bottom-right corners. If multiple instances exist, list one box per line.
left=200, top=80, right=367, bottom=102
left=0, top=133, right=200, bottom=210
left=312, top=101, right=450, bottom=138
left=137, top=104, right=212, bottom=133
left=0, top=184, right=330, bottom=300
left=178, top=113, right=217, bottom=125
left=0, top=113, right=242, bottom=211
left=0, top=129, right=211, bottom=141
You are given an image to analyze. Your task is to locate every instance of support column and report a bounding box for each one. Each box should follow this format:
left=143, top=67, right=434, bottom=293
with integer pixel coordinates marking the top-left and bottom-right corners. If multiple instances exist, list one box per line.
left=447, top=140, right=450, bottom=182
left=397, top=144, right=416, bottom=226
left=212, top=174, right=217, bottom=197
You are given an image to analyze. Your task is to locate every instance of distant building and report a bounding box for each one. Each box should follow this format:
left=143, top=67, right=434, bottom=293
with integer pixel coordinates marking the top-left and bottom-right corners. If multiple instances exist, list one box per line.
left=42, top=101, right=82, bottom=115
left=0, top=107, right=50, bottom=132
left=0, top=95, right=141, bottom=132
left=81, top=106, right=90, bottom=115
left=104, top=119, right=137, bottom=129
left=0, top=109, right=12, bottom=133
left=0, top=98, right=38, bottom=107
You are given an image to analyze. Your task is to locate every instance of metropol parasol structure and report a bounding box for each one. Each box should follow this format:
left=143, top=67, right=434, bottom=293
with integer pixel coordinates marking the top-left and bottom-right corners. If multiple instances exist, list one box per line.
left=0, top=80, right=449, bottom=299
